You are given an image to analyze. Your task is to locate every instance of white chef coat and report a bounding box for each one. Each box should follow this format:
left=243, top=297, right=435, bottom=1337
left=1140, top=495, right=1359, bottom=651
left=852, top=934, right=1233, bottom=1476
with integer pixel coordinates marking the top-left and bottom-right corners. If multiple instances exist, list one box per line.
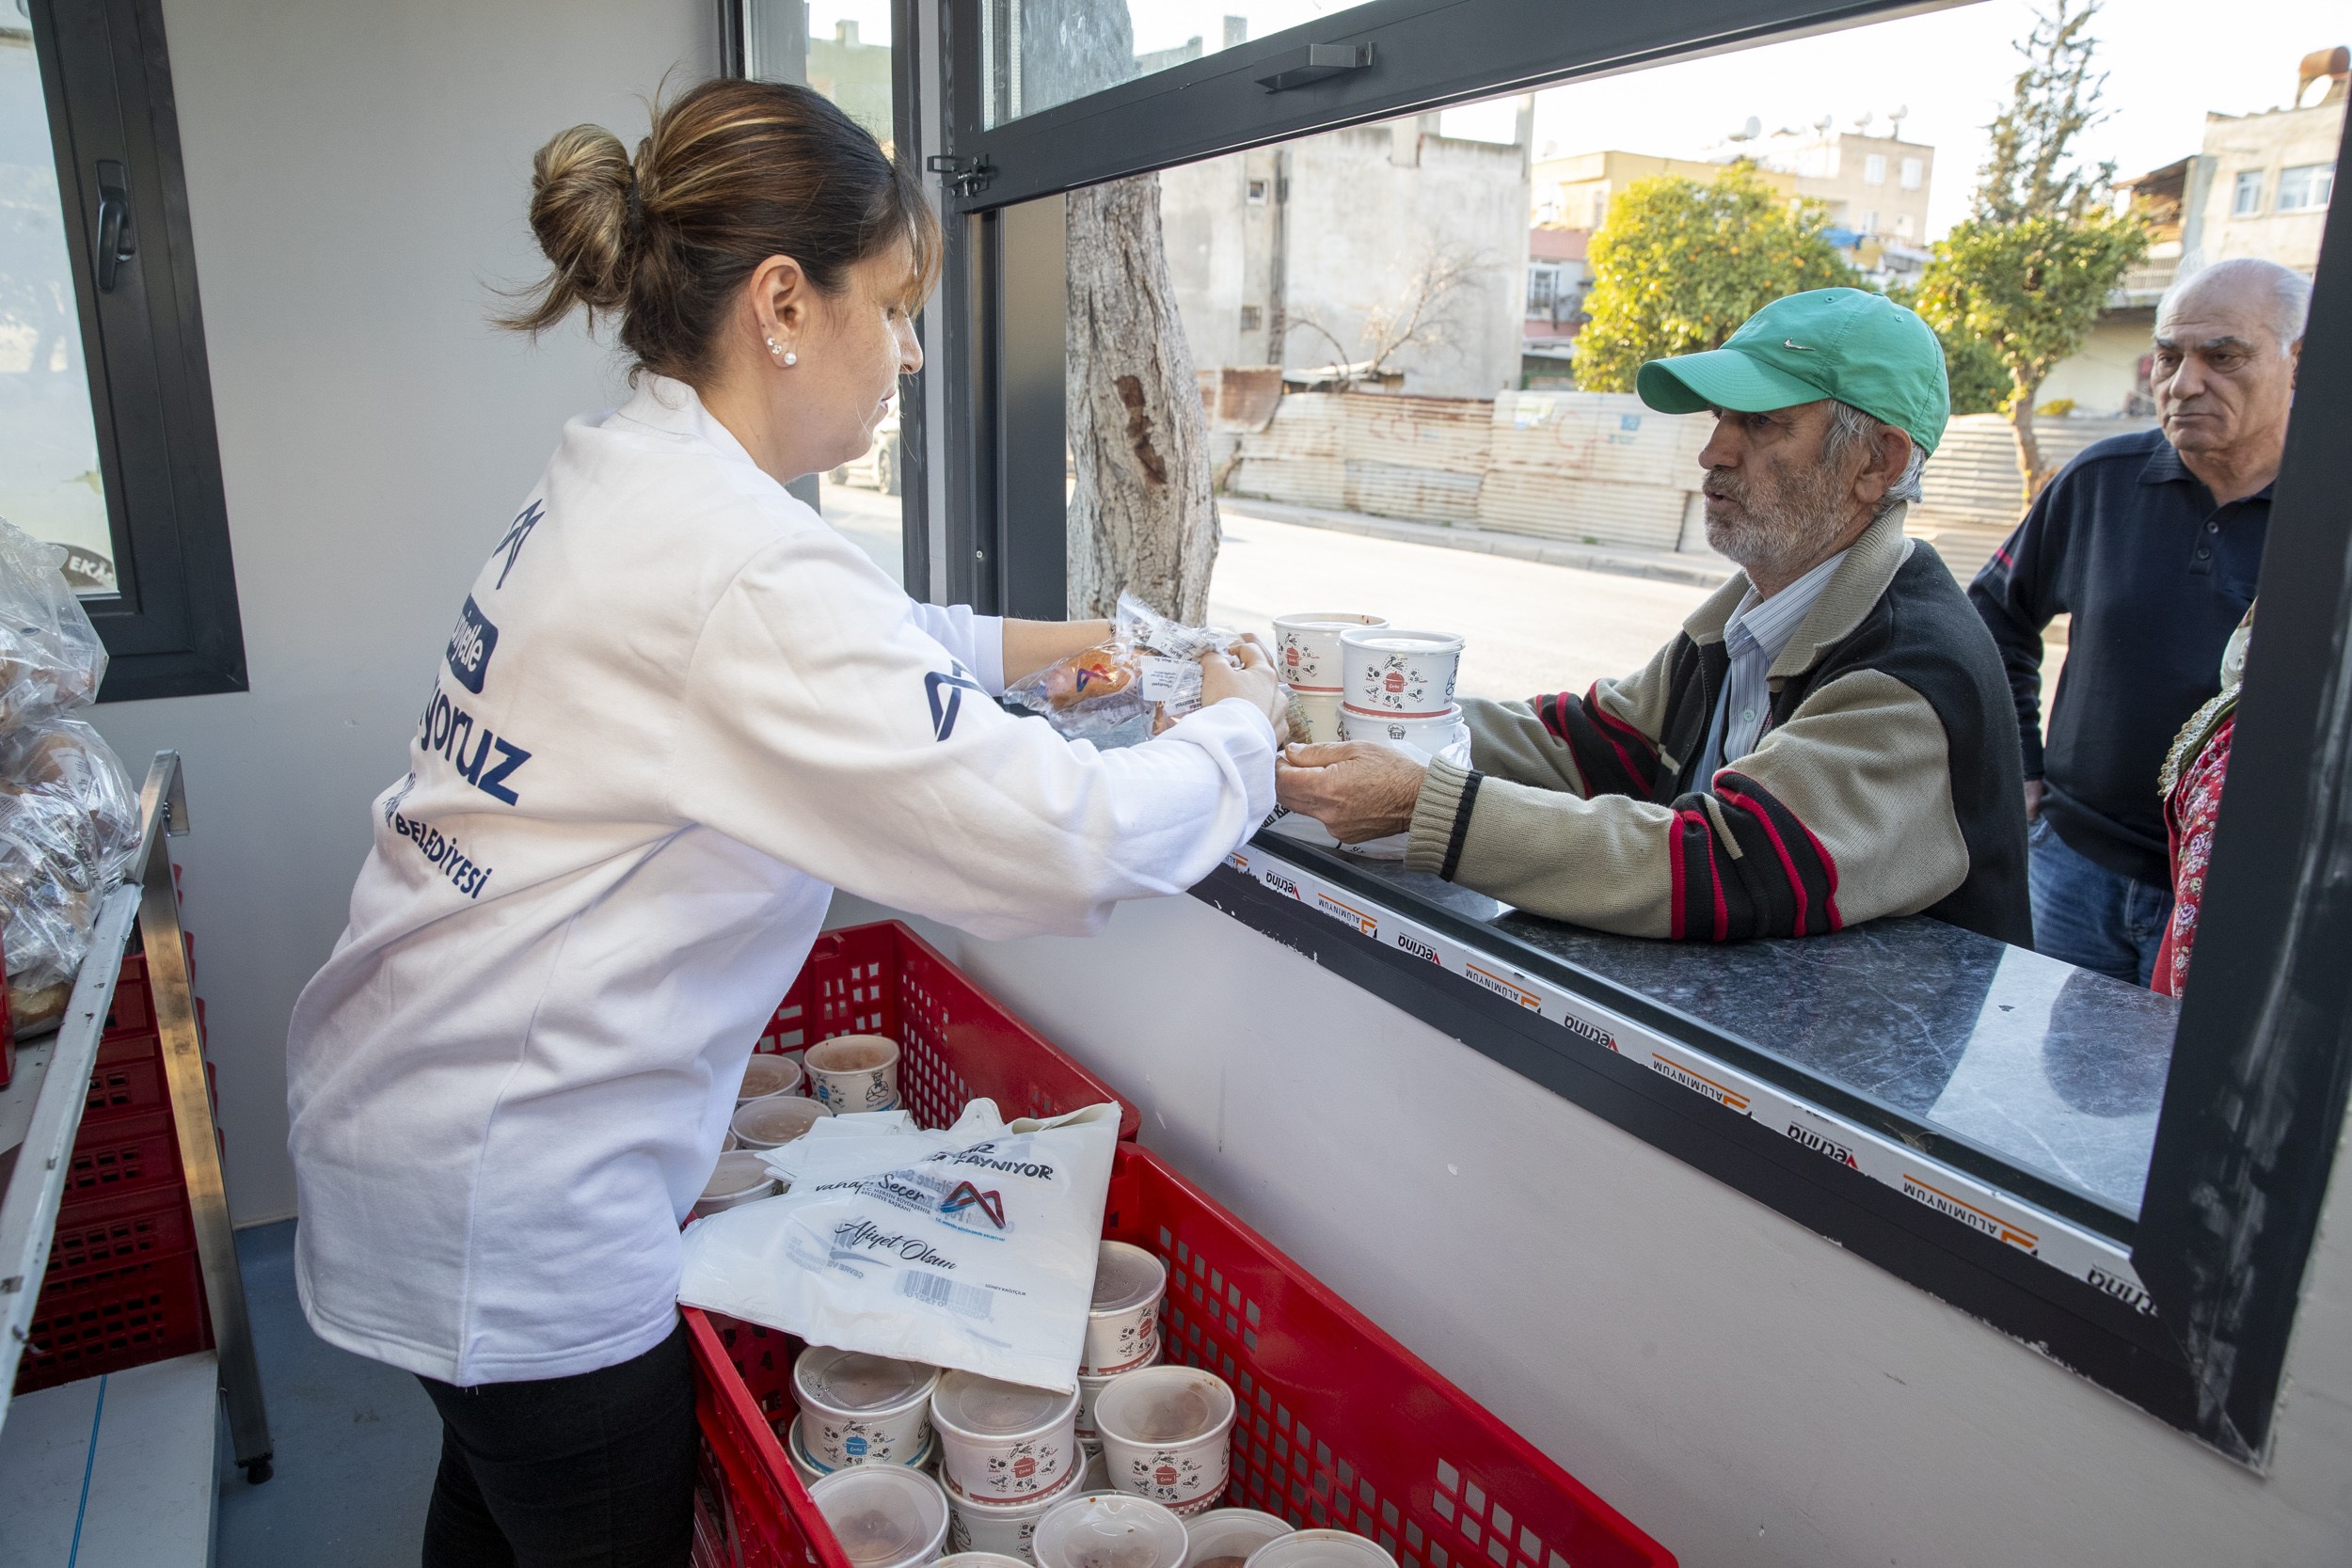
left=285, top=377, right=1274, bottom=1386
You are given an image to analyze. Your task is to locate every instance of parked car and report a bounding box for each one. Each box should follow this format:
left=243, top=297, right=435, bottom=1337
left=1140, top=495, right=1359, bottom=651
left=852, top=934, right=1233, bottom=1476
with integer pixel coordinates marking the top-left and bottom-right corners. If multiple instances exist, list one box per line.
left=831, top=406, right=900, bottom=496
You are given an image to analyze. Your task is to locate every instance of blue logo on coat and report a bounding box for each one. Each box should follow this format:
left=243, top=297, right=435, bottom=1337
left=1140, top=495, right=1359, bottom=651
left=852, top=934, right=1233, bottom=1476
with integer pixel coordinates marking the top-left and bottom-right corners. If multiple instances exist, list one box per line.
left=445, top=596, right=499, bottom=694
left=926, top=664, right=985, bottom=741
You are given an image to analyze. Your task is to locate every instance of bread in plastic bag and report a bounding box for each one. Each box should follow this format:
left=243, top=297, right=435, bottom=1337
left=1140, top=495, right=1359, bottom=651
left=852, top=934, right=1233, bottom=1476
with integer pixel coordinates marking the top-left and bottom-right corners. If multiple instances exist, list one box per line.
left=677, top=1099, right=1121, bottom=1391
left=0, top=719, right=140, bottom=1033
left=0, top=518, right=107, bottom=727
left=1005, top=594, right=1239, bottom=742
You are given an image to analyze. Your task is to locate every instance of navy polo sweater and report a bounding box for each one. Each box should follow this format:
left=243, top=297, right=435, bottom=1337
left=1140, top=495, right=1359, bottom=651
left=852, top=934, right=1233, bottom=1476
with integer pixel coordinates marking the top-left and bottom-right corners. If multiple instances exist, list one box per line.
left=1967, top=428, right=2267, bottom=887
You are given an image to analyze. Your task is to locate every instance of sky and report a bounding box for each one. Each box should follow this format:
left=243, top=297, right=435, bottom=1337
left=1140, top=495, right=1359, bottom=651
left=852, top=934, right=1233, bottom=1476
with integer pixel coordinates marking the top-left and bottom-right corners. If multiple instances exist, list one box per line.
left=807, top=0, right=2345, bottom=242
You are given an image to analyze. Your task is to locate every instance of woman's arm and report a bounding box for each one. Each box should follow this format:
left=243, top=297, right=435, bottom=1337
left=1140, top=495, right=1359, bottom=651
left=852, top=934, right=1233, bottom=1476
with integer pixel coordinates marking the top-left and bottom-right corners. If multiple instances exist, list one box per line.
left=1002, top=619, right=1113, bottom=684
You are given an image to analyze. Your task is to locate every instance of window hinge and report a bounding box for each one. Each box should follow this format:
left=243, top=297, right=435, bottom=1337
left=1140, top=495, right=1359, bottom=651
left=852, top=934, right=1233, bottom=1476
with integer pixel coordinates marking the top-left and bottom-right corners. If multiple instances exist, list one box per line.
left=1255, top=42, right=1374, bottom=92
left=927, top=155, right=995, bottom=198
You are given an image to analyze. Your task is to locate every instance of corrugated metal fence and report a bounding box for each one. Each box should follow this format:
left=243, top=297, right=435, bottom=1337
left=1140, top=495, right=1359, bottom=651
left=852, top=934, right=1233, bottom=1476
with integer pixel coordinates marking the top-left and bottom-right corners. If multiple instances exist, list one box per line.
left=1225, top=389, right=2155, bottom=578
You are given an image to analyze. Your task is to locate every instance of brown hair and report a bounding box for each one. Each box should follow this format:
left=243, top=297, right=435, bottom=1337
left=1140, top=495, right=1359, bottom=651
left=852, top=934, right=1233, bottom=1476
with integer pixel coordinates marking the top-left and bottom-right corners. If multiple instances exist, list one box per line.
left=501, top=78, right=939, bottom=385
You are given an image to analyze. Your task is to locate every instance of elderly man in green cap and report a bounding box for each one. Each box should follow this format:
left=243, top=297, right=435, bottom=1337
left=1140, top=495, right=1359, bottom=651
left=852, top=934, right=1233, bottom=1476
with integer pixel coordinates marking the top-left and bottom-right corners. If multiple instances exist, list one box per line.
left=1277, top=288, right=2032, bottom=944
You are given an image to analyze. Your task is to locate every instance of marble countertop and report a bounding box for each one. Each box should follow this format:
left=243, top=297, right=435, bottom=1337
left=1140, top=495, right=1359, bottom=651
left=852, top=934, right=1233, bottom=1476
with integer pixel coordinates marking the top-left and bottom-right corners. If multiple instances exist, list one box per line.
left=1260, top=836, right=2176, bottom=1223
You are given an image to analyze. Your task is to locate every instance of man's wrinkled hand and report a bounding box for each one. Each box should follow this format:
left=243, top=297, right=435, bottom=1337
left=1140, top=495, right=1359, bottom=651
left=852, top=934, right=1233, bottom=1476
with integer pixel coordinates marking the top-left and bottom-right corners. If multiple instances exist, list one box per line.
left=1275, top=742, right=1427, bottom=843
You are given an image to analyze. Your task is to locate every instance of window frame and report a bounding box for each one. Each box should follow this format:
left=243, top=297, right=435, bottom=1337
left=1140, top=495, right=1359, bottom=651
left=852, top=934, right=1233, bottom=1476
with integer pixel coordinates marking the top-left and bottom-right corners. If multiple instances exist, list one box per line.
left=2276, top=161, right=2333, bottom=213
left=2233, top=167, right=2266, bottom=215
left=24, top=0, right=245, bottom=701
left=909, top=0, right=2352, bottom=1461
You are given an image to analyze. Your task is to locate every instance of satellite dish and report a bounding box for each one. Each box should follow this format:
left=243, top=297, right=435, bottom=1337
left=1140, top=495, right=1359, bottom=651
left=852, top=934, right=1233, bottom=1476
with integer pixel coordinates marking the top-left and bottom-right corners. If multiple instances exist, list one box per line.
left=1852, top=110, right=1875, bottom=133
left=1742, top=115, right=1763, bottom=142
left=1816, top=114, right=1835, bottom=134
left=1887, top=104, right=1910, bottom=130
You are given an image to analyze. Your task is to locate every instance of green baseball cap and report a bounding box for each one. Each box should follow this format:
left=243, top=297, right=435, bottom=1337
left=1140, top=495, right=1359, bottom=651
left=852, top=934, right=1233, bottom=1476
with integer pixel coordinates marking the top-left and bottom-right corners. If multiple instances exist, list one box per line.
left=1635, top=288, right=1950, bottom=454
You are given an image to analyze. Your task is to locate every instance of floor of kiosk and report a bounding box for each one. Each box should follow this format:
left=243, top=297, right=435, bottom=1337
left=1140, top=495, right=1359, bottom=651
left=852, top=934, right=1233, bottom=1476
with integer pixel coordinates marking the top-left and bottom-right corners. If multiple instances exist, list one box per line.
left=214, top=1220, right=439, bottom=1565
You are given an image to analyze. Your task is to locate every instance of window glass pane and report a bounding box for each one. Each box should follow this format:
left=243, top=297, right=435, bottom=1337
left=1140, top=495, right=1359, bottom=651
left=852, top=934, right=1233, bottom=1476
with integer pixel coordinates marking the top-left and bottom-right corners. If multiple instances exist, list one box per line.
left=2233, top=169, right=2264, bottom=214
left=0, top=23, right=115, bottom=593
left=743, top=0, right=904, bottom=585
left=2275, top=161, right=2332, bottom=212
left=983, top=1, right=1385, bottom=128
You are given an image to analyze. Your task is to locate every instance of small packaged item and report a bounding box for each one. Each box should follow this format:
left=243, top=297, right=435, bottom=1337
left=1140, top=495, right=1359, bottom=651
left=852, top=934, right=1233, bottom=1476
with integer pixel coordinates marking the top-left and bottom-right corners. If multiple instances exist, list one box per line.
left=1006, top=595, right=1242, bottom=743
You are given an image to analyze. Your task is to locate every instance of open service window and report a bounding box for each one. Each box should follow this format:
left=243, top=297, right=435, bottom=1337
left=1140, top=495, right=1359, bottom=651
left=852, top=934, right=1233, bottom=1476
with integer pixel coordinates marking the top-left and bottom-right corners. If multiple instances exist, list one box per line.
left=902, top=0, right=2352, bottom=1460
left=6, top=0, right=244, bottom=699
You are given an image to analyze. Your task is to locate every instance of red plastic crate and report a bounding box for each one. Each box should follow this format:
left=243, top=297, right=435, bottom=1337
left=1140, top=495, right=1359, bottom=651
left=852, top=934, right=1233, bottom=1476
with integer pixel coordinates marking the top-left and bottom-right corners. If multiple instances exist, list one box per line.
left=755, top=923, right=1138, bottom=1141
left=686, top=1144, right=1673, bottom=1568
left=61, top=1110, right=183, bottom=1202
left=14, top=1247, right=211, bottom=1393
left=43, top=1184, right=199, bottom=1282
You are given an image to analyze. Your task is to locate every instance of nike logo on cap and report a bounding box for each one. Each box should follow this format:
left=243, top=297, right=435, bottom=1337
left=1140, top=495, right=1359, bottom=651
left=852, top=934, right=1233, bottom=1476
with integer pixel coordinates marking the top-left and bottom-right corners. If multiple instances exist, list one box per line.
left=1784, top=339, right=1816, bottom=351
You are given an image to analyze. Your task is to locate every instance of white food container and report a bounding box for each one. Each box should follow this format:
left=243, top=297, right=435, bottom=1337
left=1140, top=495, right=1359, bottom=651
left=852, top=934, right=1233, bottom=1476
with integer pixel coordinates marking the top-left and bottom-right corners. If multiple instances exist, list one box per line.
left=1077, top=1344, right=1163, bottom=1440
left=788, top=1414, right=937, bottom=1482
left=1243, top=1532, right=1399, bottom=1568
left=1273, top=613, right=1389, bottom=695
left=1180, top=1510, right=1294, bottom=1568
left=809, top=1465, right=952, bottom=1568
left=1090, top=1367, right=1236, bottom=1511
left=693, top=1150, right=781, bottom=1220
left=932, top=1372, right=1083, bottom=1501
left=806, top=1033, right=903, bottom=1113
left=797, top=1346, right=943, bottom=1468
left=1288, top=689, right=1344, bottom=745
left=938, top=1556, right=1034, bottom=1568
left=944, top=1463, right=1083, bottom=1561
left=732, top=1094, right=832, bottom=1150
left=1082, top=1241, right=1168, bottom=1376
left=1032, top=1492, right=1191, bottom=1568
left=739, top=1052, right=806, bottom=1102
left=1339, top=628, right=1463, bottom=718
left=1337, top=704, right=1466, bottom=754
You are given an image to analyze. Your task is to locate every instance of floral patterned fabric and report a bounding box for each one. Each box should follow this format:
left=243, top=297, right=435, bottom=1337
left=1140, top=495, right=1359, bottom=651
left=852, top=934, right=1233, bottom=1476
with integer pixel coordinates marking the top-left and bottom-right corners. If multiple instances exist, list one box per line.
left=2154, top=713, right=2233, bottom=998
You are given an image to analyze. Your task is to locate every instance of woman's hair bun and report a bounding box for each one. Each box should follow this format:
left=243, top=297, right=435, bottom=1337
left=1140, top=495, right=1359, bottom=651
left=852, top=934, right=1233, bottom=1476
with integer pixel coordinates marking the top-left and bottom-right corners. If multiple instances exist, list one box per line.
left=509, top=124, right=638, bottom=328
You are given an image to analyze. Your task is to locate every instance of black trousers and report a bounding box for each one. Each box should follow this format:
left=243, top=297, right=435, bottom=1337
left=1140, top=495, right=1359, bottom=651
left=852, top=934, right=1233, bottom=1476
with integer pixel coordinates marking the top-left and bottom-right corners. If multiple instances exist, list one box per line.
left=416, top=1317, right=698, bottom=1568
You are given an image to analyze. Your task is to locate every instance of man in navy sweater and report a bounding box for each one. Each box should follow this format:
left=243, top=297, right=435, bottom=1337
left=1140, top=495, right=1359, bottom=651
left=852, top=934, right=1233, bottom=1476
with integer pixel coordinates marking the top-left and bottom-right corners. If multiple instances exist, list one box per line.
left=1969, top=258, right=2308, bottom=984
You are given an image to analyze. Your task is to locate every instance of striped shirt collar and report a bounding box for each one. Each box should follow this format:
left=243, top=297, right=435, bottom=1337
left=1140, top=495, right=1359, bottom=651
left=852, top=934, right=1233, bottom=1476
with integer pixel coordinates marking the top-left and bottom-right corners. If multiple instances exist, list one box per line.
left=1724, top=547, right=1851, bottom=670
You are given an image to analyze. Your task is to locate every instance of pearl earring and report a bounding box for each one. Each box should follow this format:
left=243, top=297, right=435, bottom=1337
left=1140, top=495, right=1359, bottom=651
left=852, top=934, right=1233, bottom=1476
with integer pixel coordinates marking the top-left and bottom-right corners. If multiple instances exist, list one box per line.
left=784, top=351, right=797, bottom=366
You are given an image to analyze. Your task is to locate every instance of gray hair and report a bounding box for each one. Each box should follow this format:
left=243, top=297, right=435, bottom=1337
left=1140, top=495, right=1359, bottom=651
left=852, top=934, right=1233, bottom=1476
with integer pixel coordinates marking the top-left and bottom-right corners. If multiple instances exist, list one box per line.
left=1823, top=399, right=1928, bottom=522
left=2158, top=258, right=2312, bottom=355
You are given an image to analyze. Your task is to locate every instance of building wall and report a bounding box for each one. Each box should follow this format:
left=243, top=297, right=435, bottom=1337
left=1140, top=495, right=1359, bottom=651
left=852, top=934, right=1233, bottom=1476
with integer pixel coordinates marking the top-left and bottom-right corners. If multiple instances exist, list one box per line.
left=81, top=0, right=717, bottom=1224
left=2038, top=315, right=2155, bottom=417
left=1532, top=150, right=1796, bottom=233
left=1787, top=131, right=1933, bottom=243
left=2188, top=99, right=2345, bottom=276
left=1164, top=123, right=1530, bottom=399
left=831, top=888, right=2352, bottom=1568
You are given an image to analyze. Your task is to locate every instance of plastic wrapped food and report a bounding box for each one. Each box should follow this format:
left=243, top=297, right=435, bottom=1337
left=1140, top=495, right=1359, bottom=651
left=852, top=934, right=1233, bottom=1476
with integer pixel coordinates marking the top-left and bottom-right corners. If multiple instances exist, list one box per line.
left=0, top=519, right=107, bottom=728
left=1006, top=595, right=1239, bottom=742
left=0, top=720, right=139, bottom=1036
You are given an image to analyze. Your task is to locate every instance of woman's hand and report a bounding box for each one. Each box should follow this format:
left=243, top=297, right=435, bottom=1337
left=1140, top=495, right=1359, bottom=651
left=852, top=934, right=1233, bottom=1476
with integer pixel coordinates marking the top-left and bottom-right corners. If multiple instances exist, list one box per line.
left=1276, top=742, right=1426, bottom=842
left=1199, top=641, right=1290, bottom=742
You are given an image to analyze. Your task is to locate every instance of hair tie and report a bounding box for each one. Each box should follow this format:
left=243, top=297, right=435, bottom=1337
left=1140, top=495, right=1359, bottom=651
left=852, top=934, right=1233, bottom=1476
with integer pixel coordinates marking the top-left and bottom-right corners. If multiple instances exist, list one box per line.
left=625, top=173, right=645, bottom=236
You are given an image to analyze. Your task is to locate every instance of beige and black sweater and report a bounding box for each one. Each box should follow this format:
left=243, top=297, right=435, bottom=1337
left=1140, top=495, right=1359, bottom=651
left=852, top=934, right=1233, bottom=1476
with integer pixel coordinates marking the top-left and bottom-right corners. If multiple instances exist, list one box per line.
left=1404, top=507, right=2034, bottom=945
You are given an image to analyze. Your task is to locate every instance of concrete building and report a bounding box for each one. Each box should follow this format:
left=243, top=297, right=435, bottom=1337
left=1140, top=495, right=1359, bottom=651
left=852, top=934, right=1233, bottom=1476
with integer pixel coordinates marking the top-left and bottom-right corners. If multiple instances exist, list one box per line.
left=1531, top=149, right=1796, bottom=231
left=1521, top=227, right=1586, bottom=387
left=1161, top=114, right=1533, bottom=399
left=1769, top=121, right=1935, bottom=245
left=2052, top=46, right=2345, bottom=416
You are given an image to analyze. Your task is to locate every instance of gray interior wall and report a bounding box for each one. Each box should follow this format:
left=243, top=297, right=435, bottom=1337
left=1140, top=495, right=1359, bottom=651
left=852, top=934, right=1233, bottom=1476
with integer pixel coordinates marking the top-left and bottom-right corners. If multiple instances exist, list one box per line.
left=878, top=893, right=2352, bottom=1568
left=83, top=0, right=717, bottom=1224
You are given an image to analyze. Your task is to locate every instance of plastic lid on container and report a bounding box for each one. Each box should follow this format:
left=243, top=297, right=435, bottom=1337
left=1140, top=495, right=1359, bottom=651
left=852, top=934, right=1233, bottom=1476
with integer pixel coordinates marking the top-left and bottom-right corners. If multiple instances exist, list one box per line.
left=808, top=1033, right=901, bottom=1071
left=1090, top=1242, right=1168, bottom=1315
left=702, top=1150, right=776, bottom=1204
left=939, top=1556, right=1034, bottom=1568
left=1243, top=1532, right=1399, bottom=1568
left=739, top=1053, right=802, bottom=1100
left=932, top=1371, right=1077, bottom=1440
left=1093, top=1367, right=1234, bottom=1446
left=810, top=1466, right=951, bottom=1568
left=733, top=1095, right=831, bottom=1148
left=1033, top=1493, right=1190, bottom=1568
left=797, top=1346, right=940, bottom=1416
left=1181, top=1511, right=1295, bottom=1568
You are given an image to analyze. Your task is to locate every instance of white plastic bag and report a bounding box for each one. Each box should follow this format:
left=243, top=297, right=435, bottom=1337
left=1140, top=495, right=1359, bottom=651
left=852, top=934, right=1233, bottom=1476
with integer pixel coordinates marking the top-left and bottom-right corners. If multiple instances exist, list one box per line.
left=677, top=1100, right=1121, bottom=1391
left=0, top=519, right=107, bottom=728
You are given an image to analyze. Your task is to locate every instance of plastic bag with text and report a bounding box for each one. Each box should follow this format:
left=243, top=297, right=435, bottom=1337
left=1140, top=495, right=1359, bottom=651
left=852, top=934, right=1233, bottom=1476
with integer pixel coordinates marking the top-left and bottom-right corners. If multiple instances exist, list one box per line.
left=0, top=519, right=107, bottom=728
left=1004, top=594, right=1239, bottom=743
left=677, top=1100, right=1120, bottom=1391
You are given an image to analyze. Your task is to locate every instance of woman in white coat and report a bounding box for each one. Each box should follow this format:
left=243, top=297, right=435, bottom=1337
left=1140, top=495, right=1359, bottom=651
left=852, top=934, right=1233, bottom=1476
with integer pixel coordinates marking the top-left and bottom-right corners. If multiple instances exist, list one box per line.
left=284, top=78, right=1285, bottom=1567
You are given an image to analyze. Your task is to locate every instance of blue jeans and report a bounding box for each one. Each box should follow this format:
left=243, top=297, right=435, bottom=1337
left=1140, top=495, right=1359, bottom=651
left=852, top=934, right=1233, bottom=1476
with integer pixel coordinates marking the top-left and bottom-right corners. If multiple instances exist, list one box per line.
left=2027, top=816, right=2172, bottom=986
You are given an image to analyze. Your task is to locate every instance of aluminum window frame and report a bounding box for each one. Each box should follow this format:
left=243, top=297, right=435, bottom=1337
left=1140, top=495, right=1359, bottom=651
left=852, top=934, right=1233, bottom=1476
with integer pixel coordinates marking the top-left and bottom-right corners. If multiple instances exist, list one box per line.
left=25, top=0, right=245, bottom=701
left=909, top=0, right=2352, bottom=1460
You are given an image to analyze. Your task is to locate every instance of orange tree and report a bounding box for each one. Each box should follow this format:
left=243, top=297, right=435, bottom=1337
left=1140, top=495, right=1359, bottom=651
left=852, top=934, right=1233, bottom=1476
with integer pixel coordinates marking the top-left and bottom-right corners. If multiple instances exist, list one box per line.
left=1573, top=165, right=1852, bottom=393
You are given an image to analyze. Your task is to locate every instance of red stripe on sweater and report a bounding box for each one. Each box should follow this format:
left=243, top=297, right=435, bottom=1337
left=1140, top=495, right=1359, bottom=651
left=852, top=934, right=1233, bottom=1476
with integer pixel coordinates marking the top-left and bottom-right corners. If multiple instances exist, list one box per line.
left=1584, top=684, right=1648, bottom=790
left=1793, top=816, right=1844, bottom=930
left=1668, top=810, right=1691, bottom=940
left=1717, top=785, right=1808, bottom=937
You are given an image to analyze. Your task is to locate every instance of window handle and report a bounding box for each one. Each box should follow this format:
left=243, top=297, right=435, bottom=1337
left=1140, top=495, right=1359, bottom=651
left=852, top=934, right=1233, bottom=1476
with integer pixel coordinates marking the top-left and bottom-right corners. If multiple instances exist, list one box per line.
left=94, top=159, right=136, bottom=293
left=1254, top=42, right=1373, bottom=92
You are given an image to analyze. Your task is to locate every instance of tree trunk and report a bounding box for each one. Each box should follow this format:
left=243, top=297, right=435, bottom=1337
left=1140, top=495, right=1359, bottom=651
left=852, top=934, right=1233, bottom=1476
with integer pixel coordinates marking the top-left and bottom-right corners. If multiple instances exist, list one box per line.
left=1064, top=173, right=1220, bottom=622
left=2008, top=373, right=2056, bottom=500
